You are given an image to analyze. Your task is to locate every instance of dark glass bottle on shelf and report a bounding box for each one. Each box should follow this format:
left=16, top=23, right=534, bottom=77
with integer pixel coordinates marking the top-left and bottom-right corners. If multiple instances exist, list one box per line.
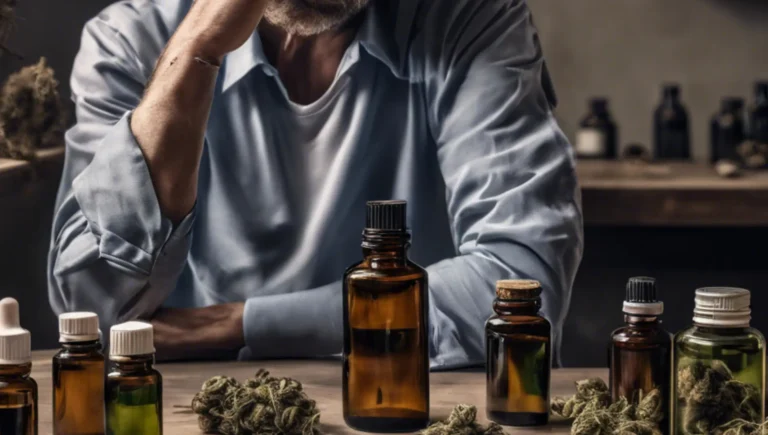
left=574, top=98, right=618, bottom=159
left=53, top=312, right=105, bottom=435
left=710, top=97, right=746, bottom=164
left=486, top=280, right=550, bottom=427
left=343, top=200, right=430, bottom=433
left=609, top=277, right=671, bottom=435
left=0, top=298, right=37, bottom=435
left=749, top=82, right=768, bottom=145
left=654, top=85, right=690, bottom=160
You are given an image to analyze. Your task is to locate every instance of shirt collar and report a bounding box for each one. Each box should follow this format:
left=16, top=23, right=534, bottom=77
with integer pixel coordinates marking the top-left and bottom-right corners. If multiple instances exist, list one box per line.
left=220, top=2, right=409, bottom=93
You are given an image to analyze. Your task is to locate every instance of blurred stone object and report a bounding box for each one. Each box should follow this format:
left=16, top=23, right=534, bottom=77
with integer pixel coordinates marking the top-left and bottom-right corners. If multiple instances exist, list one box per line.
left=0, top=57, right=66, bottom=160
left=714, top=159, right=741, bottom=178
left=622, top=143, right=652, bottom=163
left=737, top=140, right=768, bottom=169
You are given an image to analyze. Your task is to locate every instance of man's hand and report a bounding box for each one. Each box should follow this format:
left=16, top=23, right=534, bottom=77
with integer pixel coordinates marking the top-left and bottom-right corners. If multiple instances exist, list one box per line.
left=150, top=302, right=245, bottom=361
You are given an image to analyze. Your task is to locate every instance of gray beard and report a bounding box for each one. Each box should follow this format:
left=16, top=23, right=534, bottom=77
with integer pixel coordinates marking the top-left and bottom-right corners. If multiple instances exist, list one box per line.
left=264, top=0, right=370, bottom=36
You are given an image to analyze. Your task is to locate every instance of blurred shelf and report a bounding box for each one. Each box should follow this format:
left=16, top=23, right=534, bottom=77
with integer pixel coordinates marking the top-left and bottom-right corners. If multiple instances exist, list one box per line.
left=578, top=161, right=768, bottom=226
left=0, top=147, right=65, bottom=197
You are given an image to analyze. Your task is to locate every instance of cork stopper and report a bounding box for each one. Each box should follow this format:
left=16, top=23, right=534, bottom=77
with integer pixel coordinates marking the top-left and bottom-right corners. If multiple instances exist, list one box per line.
left=496, top=279, right=542, bottom=300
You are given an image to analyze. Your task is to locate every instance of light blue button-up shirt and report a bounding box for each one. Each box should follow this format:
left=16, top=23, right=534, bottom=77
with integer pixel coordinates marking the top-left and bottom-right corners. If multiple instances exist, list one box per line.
left=48, top=0, right=583, bottom=368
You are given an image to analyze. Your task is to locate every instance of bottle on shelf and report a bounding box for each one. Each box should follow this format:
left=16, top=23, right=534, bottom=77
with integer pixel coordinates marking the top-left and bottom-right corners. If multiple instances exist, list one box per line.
left=342, top=200, right=430, bottom=433
left=574, top=98, right=618, bottom=159
left=106, top=321, right=162, bottom=435
left=749, top=81, right=768, bottom=145
left=710, top=97, right=746, bottom=164
left=486, top=279, right=551, bottom=427
left=609, top=277, right=671, bottom=434
left=673, top=288, right=765, bottom=434
left=53, top=312, right=105, bottom=435
left=654, top=85, right=690, bottom=160
left=0, top=297, right=37, bottom=435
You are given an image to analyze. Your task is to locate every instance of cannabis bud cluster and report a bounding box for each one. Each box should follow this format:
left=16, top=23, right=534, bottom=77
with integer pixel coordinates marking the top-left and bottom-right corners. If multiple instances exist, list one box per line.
left=192, top=370, right=321, bottom=435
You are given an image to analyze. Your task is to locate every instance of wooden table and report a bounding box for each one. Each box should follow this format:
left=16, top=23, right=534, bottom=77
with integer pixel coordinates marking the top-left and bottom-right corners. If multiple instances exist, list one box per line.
left=31, top=351, right=600, bottom=434
left=577, top=160, right=768, bottom=226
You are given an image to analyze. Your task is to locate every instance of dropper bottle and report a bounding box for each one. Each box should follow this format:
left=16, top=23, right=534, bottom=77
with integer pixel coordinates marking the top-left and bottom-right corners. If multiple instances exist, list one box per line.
left=0, top=297, right=38, bottom=435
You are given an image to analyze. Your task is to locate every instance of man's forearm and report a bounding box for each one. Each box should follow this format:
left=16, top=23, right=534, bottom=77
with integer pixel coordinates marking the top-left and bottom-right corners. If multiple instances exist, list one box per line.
left=130, top=37, right=219, bottom=222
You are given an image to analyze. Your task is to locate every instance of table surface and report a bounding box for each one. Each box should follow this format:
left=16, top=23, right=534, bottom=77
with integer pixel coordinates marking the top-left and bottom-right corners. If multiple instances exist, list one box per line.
left=30, top=351, right=601, bottom=434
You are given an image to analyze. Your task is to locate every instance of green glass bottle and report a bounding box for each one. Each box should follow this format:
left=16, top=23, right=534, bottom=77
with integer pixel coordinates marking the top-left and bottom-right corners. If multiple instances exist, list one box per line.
left=106, top=322, right=162, bottom=435
left=673, top=288, right=766, bottom=434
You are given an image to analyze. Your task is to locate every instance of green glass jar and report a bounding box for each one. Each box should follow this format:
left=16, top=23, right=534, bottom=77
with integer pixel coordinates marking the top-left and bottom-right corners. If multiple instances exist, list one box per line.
left=673, top=287, right=766, bottom=435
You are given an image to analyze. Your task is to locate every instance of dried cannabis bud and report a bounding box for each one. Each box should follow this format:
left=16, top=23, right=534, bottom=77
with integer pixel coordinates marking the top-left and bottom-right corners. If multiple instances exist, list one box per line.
left=420, top=404, right=506, bottom=435
left=0, top=57, right=65, bottom=160
left=191, top=369, right=321, bottom=435
left=551, top=378, right=663, bottom=435
left=677, top=359, right=761, bottom=435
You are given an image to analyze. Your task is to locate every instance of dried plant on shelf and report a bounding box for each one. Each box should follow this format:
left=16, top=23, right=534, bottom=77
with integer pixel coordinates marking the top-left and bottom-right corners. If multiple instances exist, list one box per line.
left=0, top=57, right=66, bottom=160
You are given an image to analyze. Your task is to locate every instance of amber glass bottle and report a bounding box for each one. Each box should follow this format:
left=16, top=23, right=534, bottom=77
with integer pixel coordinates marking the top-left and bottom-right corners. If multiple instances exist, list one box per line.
left=486, top=280, right=551, bottom=427
left=53, top=312, right=105, bottom=435
left=106, top=322, right=162, bottom=435
left=0, top=297, right=37, bottom=435
left=609, top=277, right=671, bottom=435
left=343, top=200, right=430, bottom=433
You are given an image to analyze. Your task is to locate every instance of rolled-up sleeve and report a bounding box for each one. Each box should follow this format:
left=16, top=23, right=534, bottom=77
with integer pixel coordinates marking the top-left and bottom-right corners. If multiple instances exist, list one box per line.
left=421, top=0, right=584, bottom=369
left=48, top=6, right=193, bottom=334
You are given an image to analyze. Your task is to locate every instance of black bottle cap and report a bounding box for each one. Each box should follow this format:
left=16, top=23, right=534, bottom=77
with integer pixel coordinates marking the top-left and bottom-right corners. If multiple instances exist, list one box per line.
left=721, top=97, right=745, bottom=113
left=663, top=84, right=680, bottom=99
left=626, top=277, right=658, bottom=303
left=590, top=98, right=609, bottom=114
left=366, top=200, right=407, bottom=232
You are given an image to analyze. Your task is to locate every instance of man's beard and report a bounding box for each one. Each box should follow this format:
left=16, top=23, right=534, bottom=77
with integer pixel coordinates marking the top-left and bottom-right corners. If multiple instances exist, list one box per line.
left=264, top=0, right=370, bottom=36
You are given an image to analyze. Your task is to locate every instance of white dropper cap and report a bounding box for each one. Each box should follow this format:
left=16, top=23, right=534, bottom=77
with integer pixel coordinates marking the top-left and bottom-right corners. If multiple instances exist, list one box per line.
left=59, top=312, right=100, bottom=343
left=693, top=287, right=751, bottom=328
left=0, top=297, right=31, bottom=365
left=110, top=321, right=155, bottom=358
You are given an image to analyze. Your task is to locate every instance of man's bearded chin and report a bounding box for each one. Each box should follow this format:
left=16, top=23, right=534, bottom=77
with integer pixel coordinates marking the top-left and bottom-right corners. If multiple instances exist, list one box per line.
left=264, top=0, right=370, bottom=36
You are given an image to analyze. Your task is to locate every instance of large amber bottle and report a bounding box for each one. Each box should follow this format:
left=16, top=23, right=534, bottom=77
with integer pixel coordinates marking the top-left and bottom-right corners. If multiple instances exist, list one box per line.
left=609, top=277, right=671, bottom=435
left=343, top=200, right=430, bottom=432
left=486, top=280, right=551, bottom=426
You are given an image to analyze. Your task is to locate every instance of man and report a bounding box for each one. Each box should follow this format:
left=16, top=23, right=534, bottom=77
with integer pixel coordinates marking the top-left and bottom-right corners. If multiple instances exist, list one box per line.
left=48, top=0, right=583, bottom=367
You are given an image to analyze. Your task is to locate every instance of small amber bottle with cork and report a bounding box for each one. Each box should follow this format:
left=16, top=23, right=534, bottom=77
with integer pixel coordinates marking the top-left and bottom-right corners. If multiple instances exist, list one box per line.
left=486, top=279, right=551, bottom=427
left=609, top=277, right=671, bottom=434
left=0, top=297, right=37, bottom=435
left=106, top=321, right=162, bottom=435
left=53, top=312, right=105, bottom=435
left=342, top=200, right=430, bottom=433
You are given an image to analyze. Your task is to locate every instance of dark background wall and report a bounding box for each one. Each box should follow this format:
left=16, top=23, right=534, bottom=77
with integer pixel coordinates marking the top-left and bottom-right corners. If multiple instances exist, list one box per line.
left=1, top=0, right=767, bottom=366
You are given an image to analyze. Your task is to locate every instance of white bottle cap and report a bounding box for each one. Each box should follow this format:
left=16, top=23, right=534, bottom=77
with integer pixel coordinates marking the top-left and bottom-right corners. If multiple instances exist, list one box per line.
left=59, top=312, right=100, bottom=342
left=110, top=321, right=155, bottom=357
left=0, top=297, right=31, bottom=365
left=693, top=287, right=751, bottom=327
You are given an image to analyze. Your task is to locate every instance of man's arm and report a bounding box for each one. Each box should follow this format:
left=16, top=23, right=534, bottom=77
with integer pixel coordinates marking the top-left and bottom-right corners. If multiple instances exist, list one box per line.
left=421, top=0, right=583, bottom=368
left=48, top=0, right=266, bottom=343
left=236, top=0, right=582, bottom=368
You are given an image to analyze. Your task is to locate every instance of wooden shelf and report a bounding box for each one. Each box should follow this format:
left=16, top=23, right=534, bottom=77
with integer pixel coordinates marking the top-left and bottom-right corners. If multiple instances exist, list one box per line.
left=578, top=161, right=768, bottom=226
left=0, top=147, right=66, bottom=197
